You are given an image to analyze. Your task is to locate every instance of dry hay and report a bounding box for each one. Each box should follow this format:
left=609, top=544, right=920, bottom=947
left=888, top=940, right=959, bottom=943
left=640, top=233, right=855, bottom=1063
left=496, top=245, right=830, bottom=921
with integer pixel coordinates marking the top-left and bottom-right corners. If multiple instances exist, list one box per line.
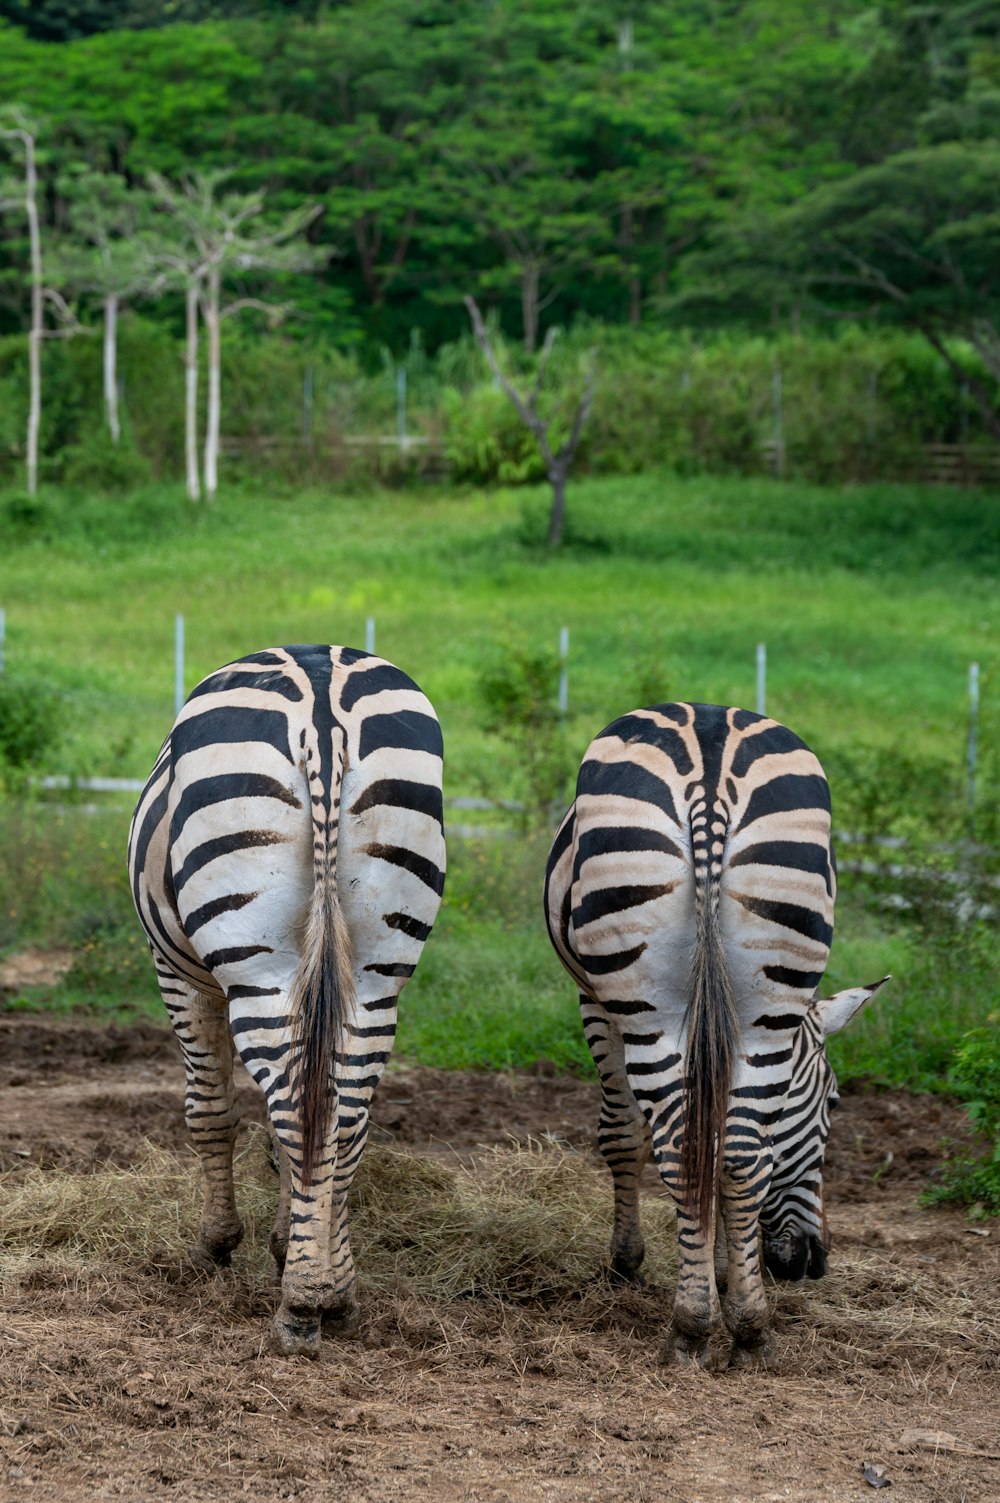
left=0, top=1127, right=680, bottom=1302
left=2, top=1130, right=998, bottom=1387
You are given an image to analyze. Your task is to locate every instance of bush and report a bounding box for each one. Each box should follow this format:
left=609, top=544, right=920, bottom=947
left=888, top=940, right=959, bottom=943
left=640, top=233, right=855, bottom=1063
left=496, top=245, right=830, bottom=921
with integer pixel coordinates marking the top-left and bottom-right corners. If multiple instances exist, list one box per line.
left=0, top=675, right=62, bottom=786
left=477, top=641, right=573, bottom=828
left=925, top=1022, right=1000, bottom=1216
left=62, top=432, right=152, bottom=493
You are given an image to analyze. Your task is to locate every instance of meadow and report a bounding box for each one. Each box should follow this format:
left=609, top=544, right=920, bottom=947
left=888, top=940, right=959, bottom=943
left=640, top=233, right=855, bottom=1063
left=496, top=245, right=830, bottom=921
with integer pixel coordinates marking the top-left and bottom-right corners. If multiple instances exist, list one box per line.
left=1, top=470, right=997, bottom=1089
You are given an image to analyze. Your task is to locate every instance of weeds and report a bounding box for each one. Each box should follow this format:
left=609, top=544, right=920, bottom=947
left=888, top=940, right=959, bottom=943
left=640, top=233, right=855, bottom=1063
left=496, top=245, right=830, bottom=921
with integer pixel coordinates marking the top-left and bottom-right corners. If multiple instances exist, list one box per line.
left=924, top=1021, right=1000, bottom=1216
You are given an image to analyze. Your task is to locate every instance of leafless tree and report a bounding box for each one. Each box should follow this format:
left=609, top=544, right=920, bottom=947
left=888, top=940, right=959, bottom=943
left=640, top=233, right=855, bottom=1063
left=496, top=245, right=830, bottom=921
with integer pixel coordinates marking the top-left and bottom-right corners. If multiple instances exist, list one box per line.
left=150, top=171, right=322, bottom=500
left=465, top=294, right=596, bottom=547
left=0, top=109, right=80, bottom=493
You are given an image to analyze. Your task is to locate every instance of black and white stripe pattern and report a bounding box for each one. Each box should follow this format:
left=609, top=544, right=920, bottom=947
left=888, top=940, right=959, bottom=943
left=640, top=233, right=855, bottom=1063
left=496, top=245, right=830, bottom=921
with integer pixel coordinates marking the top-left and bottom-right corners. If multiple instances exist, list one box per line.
left=128, top=645, right=445, bottom=1356
left=544, top=702, right=886, bottom=1365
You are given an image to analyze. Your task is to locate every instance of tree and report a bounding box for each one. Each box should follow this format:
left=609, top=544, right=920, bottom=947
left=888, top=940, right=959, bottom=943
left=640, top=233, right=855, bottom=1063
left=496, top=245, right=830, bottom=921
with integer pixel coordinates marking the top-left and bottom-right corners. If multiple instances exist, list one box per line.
left=465, top=294, right=595, bottom=548
left=0, top=107, right=78, bottom=493
left=681, top=142, right=1000, bottom=439
left=150, top=169, right=322, bottom=498
left=53, top=171, right=165, bottom=443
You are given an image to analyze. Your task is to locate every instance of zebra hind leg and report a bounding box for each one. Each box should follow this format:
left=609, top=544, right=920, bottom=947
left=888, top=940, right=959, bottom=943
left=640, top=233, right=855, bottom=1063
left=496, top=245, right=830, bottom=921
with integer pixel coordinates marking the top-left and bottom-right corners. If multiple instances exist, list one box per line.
left=319, top=1112, right=371, bottom=1338
left=164, top=978, right=244, bottom=1272
left=720, top=1140, right=773, bottom=1367
left=584, top=1001, right=651, bottom=1284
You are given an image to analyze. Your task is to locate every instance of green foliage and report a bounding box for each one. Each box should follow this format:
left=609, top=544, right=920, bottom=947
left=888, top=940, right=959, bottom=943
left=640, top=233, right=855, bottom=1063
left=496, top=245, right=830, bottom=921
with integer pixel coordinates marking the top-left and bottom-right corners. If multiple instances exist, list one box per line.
left=477, top=641, right=573, bottom=828
left=62, top=432, right=152, bottom=492
left=444, top=386, right=544, bottom=485
left=1, top=0, right=994, bottom=356
left=925, top=1021, right=1000, bottom=1216
left=0, top=673, right=62, bottom=785
left=827, top=921, right=996, bottom=1093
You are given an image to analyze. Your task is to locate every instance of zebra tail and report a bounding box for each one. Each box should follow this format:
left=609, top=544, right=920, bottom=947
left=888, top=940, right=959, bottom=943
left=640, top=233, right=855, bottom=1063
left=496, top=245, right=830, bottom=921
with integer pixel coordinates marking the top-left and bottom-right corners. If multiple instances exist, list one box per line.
left=290, top=726, right=355, bottom=1187
left=682, top=807, right=739, bottom=1236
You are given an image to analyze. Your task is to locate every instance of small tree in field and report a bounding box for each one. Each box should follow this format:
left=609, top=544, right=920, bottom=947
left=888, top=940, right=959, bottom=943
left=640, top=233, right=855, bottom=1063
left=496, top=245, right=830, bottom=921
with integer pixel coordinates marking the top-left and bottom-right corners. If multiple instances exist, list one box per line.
left=464, top=294, right=595, bottom=548
left=149, top=171, right=322, bottom=500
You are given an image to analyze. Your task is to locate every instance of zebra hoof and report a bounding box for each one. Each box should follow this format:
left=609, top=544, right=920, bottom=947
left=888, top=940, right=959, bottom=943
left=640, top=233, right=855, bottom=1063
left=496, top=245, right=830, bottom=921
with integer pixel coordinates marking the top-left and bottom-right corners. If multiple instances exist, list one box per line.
left=608, top=1261, right=646, bottom=1288
left=270, top=1309, right=322, bottom=1358
left=729, top=1333, right=772, bottom=1370
left=664, top=1329, right=712, bottom=1369
left=322, top=1299, right=361, bottom=1338
left=184, top=1238, right=237, bottom=1275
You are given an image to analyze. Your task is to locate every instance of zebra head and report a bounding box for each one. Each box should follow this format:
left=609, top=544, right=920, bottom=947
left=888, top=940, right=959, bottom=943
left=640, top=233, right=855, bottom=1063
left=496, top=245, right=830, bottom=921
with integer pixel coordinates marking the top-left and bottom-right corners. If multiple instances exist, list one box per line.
left=761, top=977, right=890, bottom=1283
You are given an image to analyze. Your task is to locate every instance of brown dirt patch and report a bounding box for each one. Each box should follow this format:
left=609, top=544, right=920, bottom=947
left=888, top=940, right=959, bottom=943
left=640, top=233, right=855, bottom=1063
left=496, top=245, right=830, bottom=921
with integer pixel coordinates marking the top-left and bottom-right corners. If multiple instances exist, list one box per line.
left=0, top=1013, right=997, bottom=1503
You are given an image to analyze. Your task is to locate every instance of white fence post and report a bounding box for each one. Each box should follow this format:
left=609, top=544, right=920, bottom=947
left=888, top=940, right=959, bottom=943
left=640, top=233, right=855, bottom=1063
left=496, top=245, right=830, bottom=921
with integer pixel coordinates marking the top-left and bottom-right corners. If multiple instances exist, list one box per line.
left=365, top=616, right=376, bottom=655
left=756, top=642, right=766, bottom=716
left=558, top=627, right=569, bottom=717
left=968, top=661, right=980, bottom=816
left=174, top=613, right=185, bottom=718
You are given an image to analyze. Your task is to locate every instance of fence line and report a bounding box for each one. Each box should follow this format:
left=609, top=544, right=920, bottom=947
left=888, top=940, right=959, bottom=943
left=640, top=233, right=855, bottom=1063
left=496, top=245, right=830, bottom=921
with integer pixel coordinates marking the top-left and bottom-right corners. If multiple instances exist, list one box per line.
left=24, top=776, right=1000, bottom=858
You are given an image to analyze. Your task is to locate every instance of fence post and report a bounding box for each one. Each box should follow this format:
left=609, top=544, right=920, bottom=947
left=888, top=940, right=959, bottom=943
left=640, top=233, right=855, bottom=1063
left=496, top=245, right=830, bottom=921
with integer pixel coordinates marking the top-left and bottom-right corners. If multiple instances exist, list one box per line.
left=174, top=613, right=185, bottom=718
left=365, top=616, right=376, bottom=655
left=968, top=661, right=980, bottom=819
left=756, top=642, right=766, bottom=717
left=558, top=627, right=569, bottom=718
left=0, top=607, right=5, bottom=674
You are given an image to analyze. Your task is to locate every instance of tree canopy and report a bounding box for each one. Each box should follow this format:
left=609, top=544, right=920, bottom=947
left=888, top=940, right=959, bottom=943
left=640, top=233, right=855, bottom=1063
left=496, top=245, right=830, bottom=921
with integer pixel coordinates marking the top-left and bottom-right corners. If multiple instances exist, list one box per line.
left=0, top=0, right=997, bottom=361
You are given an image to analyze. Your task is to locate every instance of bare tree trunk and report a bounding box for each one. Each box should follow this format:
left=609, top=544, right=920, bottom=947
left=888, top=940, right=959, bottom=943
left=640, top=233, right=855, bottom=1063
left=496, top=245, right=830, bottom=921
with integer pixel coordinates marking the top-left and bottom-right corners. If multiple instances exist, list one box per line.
left=184, top=281, right=201, bottom=501
left=464, top=294, right=595, bottom=550
left=522, top=262, right=539, bottom=354
left=547, top=466, right=568, bottom=547
left=104, top=293, right=120, bottom=445
left=203, top=265, right=221, bottom=501
left=24, top=130, right=42, bottom=497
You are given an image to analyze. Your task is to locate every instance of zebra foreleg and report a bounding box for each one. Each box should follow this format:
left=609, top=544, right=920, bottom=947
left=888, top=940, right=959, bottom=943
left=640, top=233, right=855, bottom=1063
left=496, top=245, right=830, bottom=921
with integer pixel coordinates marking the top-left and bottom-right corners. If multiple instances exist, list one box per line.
left=267, top=1128, right=292, bottom=1276
left=584, top=1001, right=651, bottom=1283
left=168, top=983, right=244, bottom=1271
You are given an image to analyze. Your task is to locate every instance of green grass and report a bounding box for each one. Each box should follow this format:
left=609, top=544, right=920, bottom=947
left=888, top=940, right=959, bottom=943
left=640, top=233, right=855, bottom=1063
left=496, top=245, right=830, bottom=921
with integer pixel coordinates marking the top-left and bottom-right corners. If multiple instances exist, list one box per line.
left=1, top=470, right=997, bottom=1087
left=2, top=472, right=997, bottom=791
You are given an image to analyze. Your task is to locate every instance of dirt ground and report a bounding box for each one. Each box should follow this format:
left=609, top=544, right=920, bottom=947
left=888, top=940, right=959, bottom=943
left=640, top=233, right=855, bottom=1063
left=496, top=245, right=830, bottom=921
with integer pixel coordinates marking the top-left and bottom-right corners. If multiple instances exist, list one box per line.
left=0, top=1011, right=997, bottom=1503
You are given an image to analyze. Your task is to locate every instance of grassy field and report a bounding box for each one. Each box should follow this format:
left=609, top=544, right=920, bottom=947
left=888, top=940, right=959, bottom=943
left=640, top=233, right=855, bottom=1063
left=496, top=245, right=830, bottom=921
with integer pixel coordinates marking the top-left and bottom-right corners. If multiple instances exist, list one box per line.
left=1, top=471, right=997, bottom=1089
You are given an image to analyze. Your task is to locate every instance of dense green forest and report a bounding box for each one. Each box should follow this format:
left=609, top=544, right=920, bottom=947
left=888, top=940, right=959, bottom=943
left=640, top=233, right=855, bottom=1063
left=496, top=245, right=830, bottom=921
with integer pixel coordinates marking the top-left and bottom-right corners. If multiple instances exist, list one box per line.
left=1, top=0, right=998, bottom=351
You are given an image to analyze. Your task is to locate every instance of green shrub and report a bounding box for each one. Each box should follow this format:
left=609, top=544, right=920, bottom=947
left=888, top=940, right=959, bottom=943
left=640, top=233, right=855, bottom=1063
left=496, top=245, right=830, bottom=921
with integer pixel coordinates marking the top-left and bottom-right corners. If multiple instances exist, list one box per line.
left=477, top=641, right=573, bottom=828
left=0, top=675, right=62, bottom=785
left=925, top=1022, right=1000, bottom=1216
left=62, top=432, right=153, bottom=493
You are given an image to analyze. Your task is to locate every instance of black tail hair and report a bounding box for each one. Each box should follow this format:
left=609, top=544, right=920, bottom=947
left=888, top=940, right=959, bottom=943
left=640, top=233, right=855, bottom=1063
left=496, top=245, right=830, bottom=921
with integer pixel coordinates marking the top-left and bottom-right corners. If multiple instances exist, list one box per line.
left=682, top=801, right=738, bottom=1234
left=290, top=728, right=354, bottom=1186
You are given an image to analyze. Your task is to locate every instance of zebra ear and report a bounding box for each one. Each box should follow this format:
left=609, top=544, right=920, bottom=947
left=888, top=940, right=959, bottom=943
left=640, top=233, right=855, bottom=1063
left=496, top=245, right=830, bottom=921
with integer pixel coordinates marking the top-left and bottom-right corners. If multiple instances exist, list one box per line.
left=814, top=976, right=891, bottom=1039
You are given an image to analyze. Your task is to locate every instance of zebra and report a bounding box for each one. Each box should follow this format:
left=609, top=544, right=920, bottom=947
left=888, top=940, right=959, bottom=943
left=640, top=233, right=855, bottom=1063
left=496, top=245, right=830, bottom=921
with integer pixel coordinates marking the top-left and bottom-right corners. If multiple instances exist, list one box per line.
left=128, top=644, right=445, bottom=1357
left=543, top=701, right=887, bottom=1366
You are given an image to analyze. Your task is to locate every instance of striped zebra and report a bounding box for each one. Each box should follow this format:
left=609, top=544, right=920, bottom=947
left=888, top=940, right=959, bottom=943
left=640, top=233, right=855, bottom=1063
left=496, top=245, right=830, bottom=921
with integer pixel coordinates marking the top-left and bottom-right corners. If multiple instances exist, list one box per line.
left=544, top=702, right=887, bottom=1366
left=128, top=644, right=445, bottom=1357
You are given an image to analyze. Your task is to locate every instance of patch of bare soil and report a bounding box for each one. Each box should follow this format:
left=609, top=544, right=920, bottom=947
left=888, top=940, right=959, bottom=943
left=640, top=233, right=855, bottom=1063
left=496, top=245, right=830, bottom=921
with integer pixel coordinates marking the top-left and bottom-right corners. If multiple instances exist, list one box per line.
left=0, top=1013, right=997, bottom=1503
left=0, top=948, right=74, bottom=992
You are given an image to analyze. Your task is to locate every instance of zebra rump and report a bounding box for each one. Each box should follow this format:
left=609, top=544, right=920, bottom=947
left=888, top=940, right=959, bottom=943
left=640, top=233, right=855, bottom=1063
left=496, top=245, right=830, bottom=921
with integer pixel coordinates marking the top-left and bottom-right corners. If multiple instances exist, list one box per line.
left=544, top=700, right=887, bottom=1365
left=128, top=644, right=445, bottom=1357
